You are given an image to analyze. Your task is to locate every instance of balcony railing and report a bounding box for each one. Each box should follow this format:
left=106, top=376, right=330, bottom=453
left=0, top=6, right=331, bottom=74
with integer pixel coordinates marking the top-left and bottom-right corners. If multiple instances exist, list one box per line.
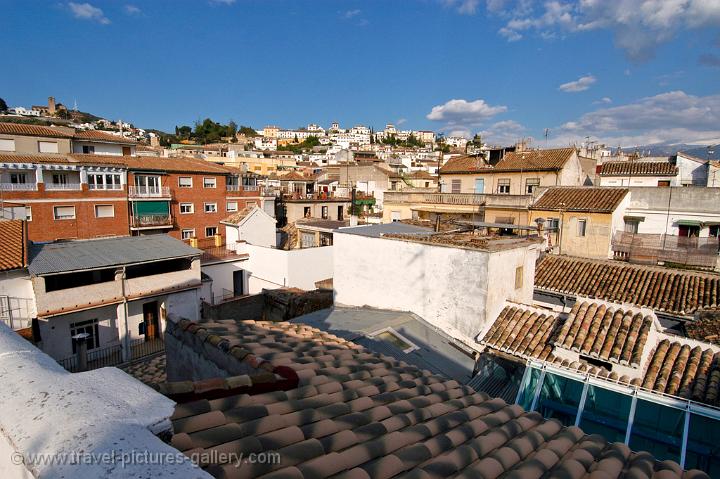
left=241, top=185, right=258, bottom=191
left=0, top=183, right=37, bottom=191
left=384, top=191, right=486, bottom=206
left=612, top=231, right=719, bottom=269
left=45, top=183, right=82, bottom=191
left=57, top=337, right=164, bottom=373
left=130, top=214, right=173, bottom=228
left=226, top=184, right=242, bottom=192
left=88, top=184, right=123, bottom=191
left=128, top=185, right=171, bottom=198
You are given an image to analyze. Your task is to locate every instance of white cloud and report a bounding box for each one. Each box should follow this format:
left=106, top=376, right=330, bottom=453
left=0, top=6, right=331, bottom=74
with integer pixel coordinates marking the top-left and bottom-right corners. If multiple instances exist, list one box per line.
left=479, top=120, right=527, bottom=145
left=426, top=98, right=507, bottom=123
left=396, top=118, right=407, bottom=125
left=558, top=74, right=596, bottom=92
left=343, top=9, right=361, bottom=19
left=68, top=2, right=110, bottom=24
left=488, top=0, right=720, bottom=61
left=593, top=97, right=612, bottom=104
left=124, top=5, right=141, bottom=15
left=443, top=0, right=481, bottom=15
left=552, top=90, right=720, bottom=146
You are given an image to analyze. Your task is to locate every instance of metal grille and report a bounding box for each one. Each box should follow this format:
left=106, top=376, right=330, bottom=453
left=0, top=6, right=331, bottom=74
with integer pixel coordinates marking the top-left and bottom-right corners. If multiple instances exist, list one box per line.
left=612, top=231, right=719, bottom=269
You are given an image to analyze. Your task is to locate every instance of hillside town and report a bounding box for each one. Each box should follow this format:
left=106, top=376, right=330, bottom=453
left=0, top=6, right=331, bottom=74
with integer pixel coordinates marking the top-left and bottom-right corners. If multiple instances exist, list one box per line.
left=1, top=90, right=720, bottom=478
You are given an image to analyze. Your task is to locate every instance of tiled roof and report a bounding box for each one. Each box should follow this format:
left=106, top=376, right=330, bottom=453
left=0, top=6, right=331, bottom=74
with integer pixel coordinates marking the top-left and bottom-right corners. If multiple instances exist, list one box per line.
left=479, top=304, right=559, bottom=362
left=408, top=170, right=436, bottom=180
left=438, top=155, right=490, bottom=174
left=69, top=154, right=232, bottom=174
left=600, top=161, right=678, bottom=177
left=530, top=187, right=629, bottom=212
left=535, top=255, right=720, bottom=316
left=642, top=339, right=720, bottom=403
left=481, top=301, right=652, bottom=369
left=167, top=318, right=708, bottom=479
left=685, top=314, right=720, bottom=346
left=280, top=171, right=312, bottom=181
left=553, top=302, right=652, bottom=368
left=0, top=220, right=25, bottom=271
left=0, top=122, right=73, bottom=138
left=72, top=130, right=137, bottom=144
left=494, top=147, right=575, bottom=171
left=221, top=206, right=256, bottom=225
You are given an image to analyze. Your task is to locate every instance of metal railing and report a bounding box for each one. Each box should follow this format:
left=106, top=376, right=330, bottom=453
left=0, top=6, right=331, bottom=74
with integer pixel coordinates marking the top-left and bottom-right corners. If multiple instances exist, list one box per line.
left=0, top=183, right=37, bottom=191
left=384, top=191, right=486, bottom=205
left=213, top=288, right=241, bottom=304
left=612, top=231, right=719, bottom=269
left=57, top=337, right=164, bottom=373
left=226, top=184, right=242, bottom=192
left=241, top=185, right=259, bottom=191
left=45, top=183, right=82, bottom=191
left=88, top=184, right=122, bottom=191
left=130, top=214, right=173, bottom=228
left=128, top=185, right=171, bottom=198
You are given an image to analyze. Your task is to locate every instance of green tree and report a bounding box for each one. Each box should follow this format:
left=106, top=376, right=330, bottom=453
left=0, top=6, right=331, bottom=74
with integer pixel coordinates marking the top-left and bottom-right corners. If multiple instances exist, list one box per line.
left=227, top=120, right=238, bottom=138
left=0, top=97, right=7, bottom=113
left=238, top=125, right=257, bottom=136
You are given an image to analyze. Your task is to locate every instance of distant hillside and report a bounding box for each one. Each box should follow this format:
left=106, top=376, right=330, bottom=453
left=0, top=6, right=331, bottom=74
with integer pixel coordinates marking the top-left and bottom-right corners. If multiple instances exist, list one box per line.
left=628, top=143, right=719, bottom=160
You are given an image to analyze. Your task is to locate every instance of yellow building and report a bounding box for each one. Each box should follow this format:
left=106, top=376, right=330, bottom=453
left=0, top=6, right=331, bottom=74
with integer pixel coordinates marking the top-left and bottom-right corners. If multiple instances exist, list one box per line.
left=439, top=147, right=587, bottom=196
left=528, top=187, right=630, bottom=260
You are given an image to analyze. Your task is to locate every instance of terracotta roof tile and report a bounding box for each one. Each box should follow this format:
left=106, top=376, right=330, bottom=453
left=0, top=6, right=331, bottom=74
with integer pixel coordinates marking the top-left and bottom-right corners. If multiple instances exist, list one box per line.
left=600, top=161, right=678, bottom=177
left=72, top=130, right=136, bottom=144
left=166, top=318, right=707, bottom=479
left=438, top=155, right=490, bottom=174
left=0, top=122, right=73, bottom=138
left=0, top=220, right=25, bottom=271
left=530, top=187, right=629, bottom=212
left=494, top=148, right=575, bottom=172
left=69, top=154, right=232, bottom=174
left=535, top=255, right=720, bottom=316
left=0, top=153, right=126, bottom=167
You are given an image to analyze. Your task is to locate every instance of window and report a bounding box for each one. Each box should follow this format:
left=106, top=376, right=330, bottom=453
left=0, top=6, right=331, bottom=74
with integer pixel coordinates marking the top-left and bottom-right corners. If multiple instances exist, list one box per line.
left=181, top=229, right=195, bottom=240
left=205, top=226, right=218, bottom=237
left=88, top=173, right=121, bottom=190
left=497, top=178, right=511, bottom=194
left=515, top=266, right=523, bottom=289
left=625, top=219, right=640, bottom=234
left=204, top=202, right=217, bottom=213
left=391, top=211, right=401, bottom=222
left=94, top=204, right=114, bottom=218
left=226, top=201, right=238, bottom=212
left=710, top=225, right=720, bottom=238
left=629, top=399, right=684, bottom=463
left=337, top=205, right=344, bottom=221
left=525, top=178, right=540, bottom=194
left=301, top=232, right=316, bottom=248
left=0, top=139, right=15, bottom=152
left=178, top=177, right=193, bottom=188
left=134, top=175, right=160, bottom=194
left=451, top=179, right=461, bottom=194
left=535, top=372, right=585, bottom=425
left=578, top=386, right=632, bottom=444
left=303, top=206, right=311, bottom=217
left=321, top=206, right=328, bottom=219
left=70, top=319, right=100, bottom=352
left=25, top=206, right=32, bottom=222
left=658, top=180, right=671, bottom=187
left=547, top=218, right=559, bottom=230
left=179, top=203, right=194, bottom=214
left=203, top=177, right=216, bottom=188
left=577, top=219, right=587, bottom=237
left=82, top=145, right=95, bottom=154
left=53, top=205, right=76, bottom=220
left=10, top=172, right=27, bottom=184
left=38, top=141, right=58, bottom=153
left=52, top=173, right=68, bottom=185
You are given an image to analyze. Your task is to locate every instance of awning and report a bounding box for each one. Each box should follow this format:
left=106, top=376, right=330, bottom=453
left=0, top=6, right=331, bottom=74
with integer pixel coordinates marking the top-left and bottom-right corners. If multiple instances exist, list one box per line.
left=675, top=220, right=702, bottom=226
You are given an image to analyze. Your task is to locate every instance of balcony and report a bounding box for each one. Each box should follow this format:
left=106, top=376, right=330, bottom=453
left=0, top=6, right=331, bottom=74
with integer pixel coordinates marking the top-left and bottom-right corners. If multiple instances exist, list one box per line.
left=0, top=183, right=37, bottom=191
left=128, top=185, right=171, bottom=198
left=226, top=184, right=242, bottom=192
left=612, top=231, right=719, bottom=269
left=45, top=183, right=82, bottom=191
left=130, top=214, right=173, bottom=228
left=88, top=184, right=123, bottom=191
left=384, top=191, right=486, bottom=206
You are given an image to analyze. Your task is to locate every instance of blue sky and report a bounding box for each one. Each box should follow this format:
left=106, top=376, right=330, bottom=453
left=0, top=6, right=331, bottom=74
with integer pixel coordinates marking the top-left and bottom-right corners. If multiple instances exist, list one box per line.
left=1, top=0, right=719, bottom=147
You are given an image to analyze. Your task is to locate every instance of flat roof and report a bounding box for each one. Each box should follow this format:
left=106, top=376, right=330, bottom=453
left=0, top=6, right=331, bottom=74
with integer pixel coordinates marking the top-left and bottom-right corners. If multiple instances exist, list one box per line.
left=334, top=222, right=433, bottom=238
left=29, top=235, right=201, bottom=275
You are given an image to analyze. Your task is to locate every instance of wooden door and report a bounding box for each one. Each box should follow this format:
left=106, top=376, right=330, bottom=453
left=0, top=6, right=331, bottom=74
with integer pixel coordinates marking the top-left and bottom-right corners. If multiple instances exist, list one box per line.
left=143, top=301, right=159, bottom=340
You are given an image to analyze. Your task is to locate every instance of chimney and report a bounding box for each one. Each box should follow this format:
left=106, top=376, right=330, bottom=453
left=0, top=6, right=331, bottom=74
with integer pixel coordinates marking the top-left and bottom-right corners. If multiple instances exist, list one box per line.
left=48, top=96, right=56, bottom=115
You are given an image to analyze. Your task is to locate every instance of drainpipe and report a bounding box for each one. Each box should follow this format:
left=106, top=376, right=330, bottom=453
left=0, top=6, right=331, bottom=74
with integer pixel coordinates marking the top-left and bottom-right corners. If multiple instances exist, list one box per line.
left=120, top=266, right=131, bottom=362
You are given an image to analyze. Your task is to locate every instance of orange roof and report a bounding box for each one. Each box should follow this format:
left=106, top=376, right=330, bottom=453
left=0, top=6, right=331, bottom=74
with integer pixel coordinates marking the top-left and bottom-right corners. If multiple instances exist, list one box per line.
left=530, top=187, right=629, bottom=212
left=0, top=153, right=126, bottom=167
left=439, top=155, right=490, bottom=174
left=0, top=220, right=25, bottom=271
left=69, top=154, right=232, bottom=174
left=73, top=130, right=137, bottom=144
left=600, top=160, right=678, bottom=176
left=495, top=147, right=575, bottom=171
left=0, top=122, right=73, bottom=139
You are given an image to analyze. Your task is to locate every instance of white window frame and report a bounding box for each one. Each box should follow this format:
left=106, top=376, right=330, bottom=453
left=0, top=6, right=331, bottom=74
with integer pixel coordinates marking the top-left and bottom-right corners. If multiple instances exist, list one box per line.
left=94, top=204, right=115, bottom=218
left=181, top=229, right=195, bottom=240
left=178, top=176, right=193, bottom=188
left=226, top=201, right=238, bottom=212
left=10, top=172, right=27, bottom=184
left=179, top=203, right=194, bottom=214
left=203, top=177, right=217, bottom=188
left=497, top=178, right=511, bottom=194
left=205, top=226, right=218, bottom=237
left=204, top=202, right=217, bottom=213
left=88, top=173, right=121, bottom=190
left=53, top=205, right=76, bottom=220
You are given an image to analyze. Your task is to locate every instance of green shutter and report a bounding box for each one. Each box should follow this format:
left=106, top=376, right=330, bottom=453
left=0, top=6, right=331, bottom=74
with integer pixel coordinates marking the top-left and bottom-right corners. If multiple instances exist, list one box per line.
left=134, top=201, right=170, bottom=216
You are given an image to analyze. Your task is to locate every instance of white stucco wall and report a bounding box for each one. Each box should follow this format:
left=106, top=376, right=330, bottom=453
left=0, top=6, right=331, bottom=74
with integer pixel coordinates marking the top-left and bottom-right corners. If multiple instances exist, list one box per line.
left=600, top=176, right=677, bottom=187
left=37, top=304, right=119, bottom=360
left=333, top=233, right=537, bottom=344
left=0, top=270, right=36, bottom=329
left=235, top=209, right=277, bottom=248
left=71, top=142, right=128, bottom=156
